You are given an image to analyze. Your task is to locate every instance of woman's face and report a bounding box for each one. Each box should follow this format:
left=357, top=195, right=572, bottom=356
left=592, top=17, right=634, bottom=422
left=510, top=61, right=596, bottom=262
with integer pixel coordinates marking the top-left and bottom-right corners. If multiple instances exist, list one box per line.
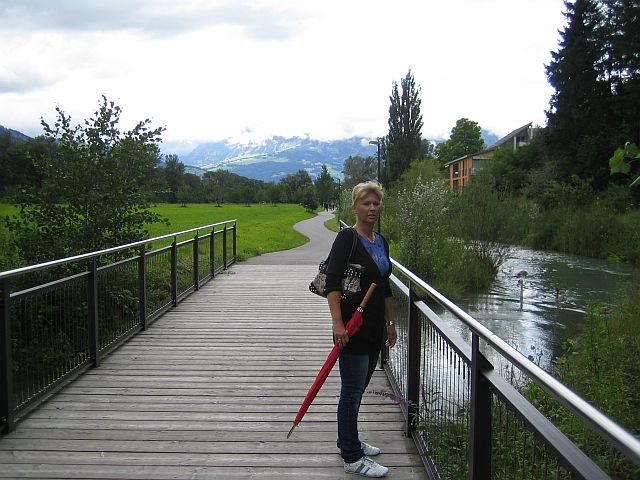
left=352, top=192, right=381, bottom=226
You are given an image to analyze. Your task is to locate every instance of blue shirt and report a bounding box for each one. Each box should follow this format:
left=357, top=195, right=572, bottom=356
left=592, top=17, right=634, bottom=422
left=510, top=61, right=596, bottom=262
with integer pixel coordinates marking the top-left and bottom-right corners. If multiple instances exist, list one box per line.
left=357, top=233, right=390, bottom=275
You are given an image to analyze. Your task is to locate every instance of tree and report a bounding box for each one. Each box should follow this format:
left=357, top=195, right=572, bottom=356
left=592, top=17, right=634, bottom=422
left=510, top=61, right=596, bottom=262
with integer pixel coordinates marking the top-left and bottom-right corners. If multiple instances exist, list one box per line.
left=162, top=154, right=186, bottom=202
left=545, top=0, right=612, bottom=183
left=279, top=169, right=314, bottom=204
left=386, top=69, right=424, bottom=183
left=6, top=96, right=164, bottom=263
left=435, top=118, right=485, bottom=167
left=603, top=0, right=640, bottom=146
left=0, top=134, right=51, bottom=196
left=314, top=164, right=335, bottom=204
left=342, top=155, right=376, bottom=188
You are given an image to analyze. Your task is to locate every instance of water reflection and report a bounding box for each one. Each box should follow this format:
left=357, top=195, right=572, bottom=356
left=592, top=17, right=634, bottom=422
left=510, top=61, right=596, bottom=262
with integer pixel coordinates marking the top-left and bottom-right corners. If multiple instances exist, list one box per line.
left=438, top=246, right=635, bottom=370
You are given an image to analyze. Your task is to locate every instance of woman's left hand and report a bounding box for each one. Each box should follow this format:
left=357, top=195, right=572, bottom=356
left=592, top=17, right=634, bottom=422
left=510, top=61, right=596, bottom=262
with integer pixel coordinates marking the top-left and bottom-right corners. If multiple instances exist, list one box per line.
left=385, top=324, right=397, bottom=348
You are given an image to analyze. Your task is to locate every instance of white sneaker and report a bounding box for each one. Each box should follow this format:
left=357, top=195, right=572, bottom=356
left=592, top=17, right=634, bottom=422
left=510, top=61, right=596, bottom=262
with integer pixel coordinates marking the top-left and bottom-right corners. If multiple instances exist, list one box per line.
left=344, top=456, right=389, bottom=477
left=360, top=440, right=380, bottom=456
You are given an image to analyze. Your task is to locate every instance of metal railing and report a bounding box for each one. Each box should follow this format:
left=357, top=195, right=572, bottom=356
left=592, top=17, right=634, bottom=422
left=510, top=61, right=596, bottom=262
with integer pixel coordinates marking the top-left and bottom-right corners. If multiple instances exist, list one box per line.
left=337, top=220, right=639, bottom=479
left=386, top=260, right=640, bottom=480
left=0, top=220, right=237, bottom=433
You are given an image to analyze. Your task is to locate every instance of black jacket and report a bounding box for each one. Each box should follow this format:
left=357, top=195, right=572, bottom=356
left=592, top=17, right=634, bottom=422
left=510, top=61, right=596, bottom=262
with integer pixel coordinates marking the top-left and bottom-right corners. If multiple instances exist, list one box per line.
left=325, top=228, right=392, bottom=354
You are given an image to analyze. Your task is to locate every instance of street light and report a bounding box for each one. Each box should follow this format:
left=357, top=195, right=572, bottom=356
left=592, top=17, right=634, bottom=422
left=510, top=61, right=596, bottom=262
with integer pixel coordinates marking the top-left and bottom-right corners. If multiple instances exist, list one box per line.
left=369, top=139, right=382, bottom=233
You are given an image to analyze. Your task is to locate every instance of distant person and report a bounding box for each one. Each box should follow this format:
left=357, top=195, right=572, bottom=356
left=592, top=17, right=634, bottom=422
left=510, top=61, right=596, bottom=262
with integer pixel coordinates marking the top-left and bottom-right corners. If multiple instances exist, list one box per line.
left=325, top=181, right=396, bottom=477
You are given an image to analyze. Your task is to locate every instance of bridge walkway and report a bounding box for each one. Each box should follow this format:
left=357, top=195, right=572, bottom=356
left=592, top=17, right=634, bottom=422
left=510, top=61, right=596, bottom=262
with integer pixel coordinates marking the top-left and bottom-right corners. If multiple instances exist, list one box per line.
left=0, top=213, right=428, bottom=479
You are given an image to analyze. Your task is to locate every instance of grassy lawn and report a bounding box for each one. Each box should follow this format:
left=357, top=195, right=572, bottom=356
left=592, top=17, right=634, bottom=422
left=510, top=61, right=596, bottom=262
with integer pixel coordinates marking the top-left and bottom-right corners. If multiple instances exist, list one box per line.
left=1, top=203, right=317, bottom=263
left=148, top=203, right=316, bottom=261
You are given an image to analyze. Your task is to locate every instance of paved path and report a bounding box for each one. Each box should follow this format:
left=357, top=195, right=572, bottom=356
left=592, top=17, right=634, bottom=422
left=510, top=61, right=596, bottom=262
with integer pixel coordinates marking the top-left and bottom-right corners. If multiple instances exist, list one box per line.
left=243, top=210, right=338, bottom=265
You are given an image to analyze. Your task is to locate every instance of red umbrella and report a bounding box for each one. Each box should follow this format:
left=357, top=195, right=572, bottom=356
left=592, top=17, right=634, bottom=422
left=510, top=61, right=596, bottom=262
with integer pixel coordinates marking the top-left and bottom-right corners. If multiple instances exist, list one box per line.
left=287, top=283, right=377, bottom=438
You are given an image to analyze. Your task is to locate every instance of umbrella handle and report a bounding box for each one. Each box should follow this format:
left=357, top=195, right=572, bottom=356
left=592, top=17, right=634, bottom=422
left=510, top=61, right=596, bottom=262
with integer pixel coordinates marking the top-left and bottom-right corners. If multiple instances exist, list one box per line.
left=359, top=283, right=377, bottom=309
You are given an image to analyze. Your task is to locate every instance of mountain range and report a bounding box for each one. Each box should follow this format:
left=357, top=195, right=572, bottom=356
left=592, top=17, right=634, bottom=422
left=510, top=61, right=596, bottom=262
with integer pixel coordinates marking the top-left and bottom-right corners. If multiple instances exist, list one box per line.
left=1, top=124, right=500, bottom=183
left=180, top=136, right=378, bottom=182
left=0, top=124, right=31, bottom=142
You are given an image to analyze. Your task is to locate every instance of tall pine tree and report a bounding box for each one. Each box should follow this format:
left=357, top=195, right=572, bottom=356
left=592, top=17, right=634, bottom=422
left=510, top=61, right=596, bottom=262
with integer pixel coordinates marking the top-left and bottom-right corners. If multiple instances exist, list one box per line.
left=603, top=0, right=640, bottom=146
left=546, top=0, right=612, bottom=183
left=385, top=69, right=424, bottom=184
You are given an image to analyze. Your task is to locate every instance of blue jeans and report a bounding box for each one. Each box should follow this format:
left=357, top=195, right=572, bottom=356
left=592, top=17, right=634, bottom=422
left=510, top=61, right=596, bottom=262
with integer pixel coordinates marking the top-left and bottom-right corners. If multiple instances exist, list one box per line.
left=337, top=352, right=380, bottom=463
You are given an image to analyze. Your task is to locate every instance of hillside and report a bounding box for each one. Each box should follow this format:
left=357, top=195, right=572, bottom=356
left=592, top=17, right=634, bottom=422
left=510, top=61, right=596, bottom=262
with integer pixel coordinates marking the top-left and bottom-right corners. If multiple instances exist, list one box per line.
left=180, top=131, right=500, bottom=182
left=0, top=125, right=30, bottom=142
left=180, top=136, right=376, bottom=182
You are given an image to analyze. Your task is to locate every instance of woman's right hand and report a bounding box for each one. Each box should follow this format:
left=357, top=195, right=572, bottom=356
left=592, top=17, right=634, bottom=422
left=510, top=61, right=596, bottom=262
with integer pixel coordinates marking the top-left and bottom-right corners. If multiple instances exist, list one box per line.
left=333, top=323, right=349, bottom=349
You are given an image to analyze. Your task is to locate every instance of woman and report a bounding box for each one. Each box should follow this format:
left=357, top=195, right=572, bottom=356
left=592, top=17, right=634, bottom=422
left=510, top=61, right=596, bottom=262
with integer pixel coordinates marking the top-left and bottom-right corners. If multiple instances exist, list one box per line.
left=325, top=181, right=396, bottom=478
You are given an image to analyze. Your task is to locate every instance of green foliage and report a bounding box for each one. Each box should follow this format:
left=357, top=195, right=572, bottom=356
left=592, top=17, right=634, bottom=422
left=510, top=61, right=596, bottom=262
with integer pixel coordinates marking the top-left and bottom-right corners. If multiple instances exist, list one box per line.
left=545, top=0, right=640, bottom=186
left=342, top=155, right=376, bottom=188
left=435, top=118, right=485, bottom=167
left=449, top=175, right=512, bottom=278
left=0, top=133, right=52, bottom=197
left=399, top=158, right=446, bottom=184
left=4, top=96, right=165, bottom=263
left=386, top=69, right=424, bottom=184
left=144, top=203, right=315, bottom=262
left=610, top=143, right=640, bottom=187
left=278, top=169, right=317, bottom=209
left=489, top=133, right=549, bottom=194
left=523, top=286, right=640, bottom=478
left=314, top=164, right=335, bottom=204
left=385, top=177, right=503, bottom=297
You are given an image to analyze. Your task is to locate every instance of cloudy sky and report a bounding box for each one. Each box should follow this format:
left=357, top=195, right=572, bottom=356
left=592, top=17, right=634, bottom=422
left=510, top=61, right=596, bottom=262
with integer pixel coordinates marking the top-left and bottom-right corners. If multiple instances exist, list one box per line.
left=1, top=0, right=566, bottom=154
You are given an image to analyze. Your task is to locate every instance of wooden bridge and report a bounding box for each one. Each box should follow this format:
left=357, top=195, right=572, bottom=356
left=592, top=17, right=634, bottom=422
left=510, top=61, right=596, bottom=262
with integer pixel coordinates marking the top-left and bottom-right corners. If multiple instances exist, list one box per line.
left=0, top=253, right=428, bottom=477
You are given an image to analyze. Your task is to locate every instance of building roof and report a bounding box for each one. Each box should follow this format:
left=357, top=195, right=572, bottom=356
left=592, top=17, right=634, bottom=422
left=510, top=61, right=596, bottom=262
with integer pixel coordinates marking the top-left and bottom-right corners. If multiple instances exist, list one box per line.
left=486, top=122, right=532, bottom=149
left=443, top=122, right=533, bottom=167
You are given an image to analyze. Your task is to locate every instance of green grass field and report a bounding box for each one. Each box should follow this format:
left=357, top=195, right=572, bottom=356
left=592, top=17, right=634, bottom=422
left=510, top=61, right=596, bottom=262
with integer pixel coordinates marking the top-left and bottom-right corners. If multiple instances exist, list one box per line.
left=148, top=203, right=317, bottom=261
left=1, top=203, right=320, bottom=263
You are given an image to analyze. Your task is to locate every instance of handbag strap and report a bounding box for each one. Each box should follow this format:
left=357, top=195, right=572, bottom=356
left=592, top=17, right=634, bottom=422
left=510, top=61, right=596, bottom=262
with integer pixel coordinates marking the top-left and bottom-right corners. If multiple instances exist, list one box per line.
left=347, top=227, right=358, bottom=262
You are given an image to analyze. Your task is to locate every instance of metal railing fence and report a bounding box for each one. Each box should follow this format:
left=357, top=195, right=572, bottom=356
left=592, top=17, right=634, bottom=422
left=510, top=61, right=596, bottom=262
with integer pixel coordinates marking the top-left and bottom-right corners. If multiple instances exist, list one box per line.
left=0, top=220, right=237, bottom=433
left=337, top=219, right=639, bottom=478
left=386, top=260, right=640, bottom=480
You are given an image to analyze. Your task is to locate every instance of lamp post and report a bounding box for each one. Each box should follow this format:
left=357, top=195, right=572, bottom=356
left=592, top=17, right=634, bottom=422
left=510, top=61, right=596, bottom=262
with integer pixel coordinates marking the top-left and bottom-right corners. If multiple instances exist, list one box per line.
left=368, top=139, right=382, bottom=233
left=336, top=178, right=341, bottom=226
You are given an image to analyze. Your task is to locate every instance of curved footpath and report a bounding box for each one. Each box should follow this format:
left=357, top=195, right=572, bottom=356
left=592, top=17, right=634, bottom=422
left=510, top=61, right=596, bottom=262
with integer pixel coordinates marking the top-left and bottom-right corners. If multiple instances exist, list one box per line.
left=242, top=210, right=338, bottom=265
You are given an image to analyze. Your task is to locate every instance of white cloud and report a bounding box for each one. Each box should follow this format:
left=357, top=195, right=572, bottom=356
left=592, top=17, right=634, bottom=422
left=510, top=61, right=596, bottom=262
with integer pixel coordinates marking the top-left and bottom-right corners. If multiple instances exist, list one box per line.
left=0, top=0, right=566, bottom=145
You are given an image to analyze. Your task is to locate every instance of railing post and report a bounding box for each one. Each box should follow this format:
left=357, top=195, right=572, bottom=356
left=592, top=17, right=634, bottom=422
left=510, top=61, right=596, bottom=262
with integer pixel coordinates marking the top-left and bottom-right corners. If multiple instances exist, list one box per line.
left=469, top=333, right=492, bottom=480
left=222, top=225, right=228, bottom=270
left=171, top=237, right=177, bottom=306
left=406, top=285, right=421, bottom=437
left=232, top=222, right=237, bottom=263
left=88, top=259, right=100, bottom=368
left=138, top=246, right=147, bottom=331
left=193, top=232, right=199, bottom=291
left=0, top=278, right=14, bottom=433
left=210, top=226, right=216, bottom=278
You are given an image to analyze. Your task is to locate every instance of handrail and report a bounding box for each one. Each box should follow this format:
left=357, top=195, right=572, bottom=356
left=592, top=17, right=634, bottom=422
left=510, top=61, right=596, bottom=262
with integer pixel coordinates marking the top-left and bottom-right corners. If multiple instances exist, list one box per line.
left=390, top=257, right=640, bottom=466
left=0, top=220, right=237, bottom=280
left=1, top=219, right=238, bottom=433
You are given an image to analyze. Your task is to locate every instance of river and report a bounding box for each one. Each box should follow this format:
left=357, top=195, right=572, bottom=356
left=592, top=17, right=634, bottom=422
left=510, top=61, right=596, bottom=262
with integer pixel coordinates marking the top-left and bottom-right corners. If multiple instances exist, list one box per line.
left=437, top=246, right=636, bottom=370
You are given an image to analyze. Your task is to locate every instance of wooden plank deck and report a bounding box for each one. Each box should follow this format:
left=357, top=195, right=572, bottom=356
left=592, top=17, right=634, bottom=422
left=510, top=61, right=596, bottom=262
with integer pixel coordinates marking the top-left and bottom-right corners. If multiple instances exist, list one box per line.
left=0, top=264, right=428, bottom=479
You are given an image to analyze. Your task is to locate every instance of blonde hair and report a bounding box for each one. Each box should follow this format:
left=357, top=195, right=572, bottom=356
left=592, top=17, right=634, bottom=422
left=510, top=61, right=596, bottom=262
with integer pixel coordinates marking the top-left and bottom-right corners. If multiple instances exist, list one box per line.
left=351, top=181, right=384, bottom=207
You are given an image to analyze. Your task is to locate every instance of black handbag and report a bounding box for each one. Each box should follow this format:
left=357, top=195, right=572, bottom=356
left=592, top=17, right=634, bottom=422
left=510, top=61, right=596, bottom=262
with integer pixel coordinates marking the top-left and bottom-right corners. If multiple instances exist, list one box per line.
left=309, top=228, right=363, bottom=301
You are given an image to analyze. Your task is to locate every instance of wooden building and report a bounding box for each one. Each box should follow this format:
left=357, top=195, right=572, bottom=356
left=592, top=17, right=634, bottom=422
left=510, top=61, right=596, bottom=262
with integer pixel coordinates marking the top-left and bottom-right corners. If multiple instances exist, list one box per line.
left=444, top=122, right=535, bottom=192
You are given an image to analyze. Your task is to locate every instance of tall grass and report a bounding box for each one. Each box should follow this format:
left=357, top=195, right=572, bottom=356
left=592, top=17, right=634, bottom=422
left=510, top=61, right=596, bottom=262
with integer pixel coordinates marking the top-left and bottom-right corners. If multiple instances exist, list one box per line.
left=383, top=177, right=511, bottom=298
left=522, top=284, right=640, bottom=478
